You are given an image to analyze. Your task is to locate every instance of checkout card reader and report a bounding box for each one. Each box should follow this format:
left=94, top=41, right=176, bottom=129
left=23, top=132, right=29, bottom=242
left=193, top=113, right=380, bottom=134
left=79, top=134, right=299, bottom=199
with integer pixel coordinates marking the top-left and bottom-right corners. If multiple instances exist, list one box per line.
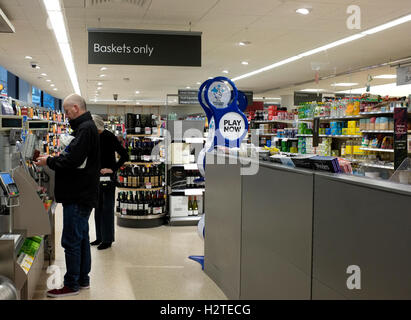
left=0, top=172, right=19, bottom=198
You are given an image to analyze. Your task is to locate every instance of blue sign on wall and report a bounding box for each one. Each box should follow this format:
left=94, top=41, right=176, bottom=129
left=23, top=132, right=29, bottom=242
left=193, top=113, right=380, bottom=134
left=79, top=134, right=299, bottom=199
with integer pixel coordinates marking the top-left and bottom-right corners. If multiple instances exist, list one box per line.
left=32, top=86, right=41, bottom=106
left=43, top=92, right=55, bottom=110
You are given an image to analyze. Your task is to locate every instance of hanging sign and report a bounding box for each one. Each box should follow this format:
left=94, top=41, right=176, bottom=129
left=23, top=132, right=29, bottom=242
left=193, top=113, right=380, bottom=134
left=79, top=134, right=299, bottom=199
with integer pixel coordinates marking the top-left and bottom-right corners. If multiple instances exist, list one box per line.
left=397, top=66, right=411, bottom=86
left=178, top=90, right=199, bottom=105
left=88, top=28, right=201, bottom=67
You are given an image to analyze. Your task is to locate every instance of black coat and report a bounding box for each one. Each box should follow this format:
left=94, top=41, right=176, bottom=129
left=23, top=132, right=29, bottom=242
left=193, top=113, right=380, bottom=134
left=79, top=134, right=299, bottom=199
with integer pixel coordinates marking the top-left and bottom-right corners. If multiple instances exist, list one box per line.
left=47, top=111, right=100, bottom=209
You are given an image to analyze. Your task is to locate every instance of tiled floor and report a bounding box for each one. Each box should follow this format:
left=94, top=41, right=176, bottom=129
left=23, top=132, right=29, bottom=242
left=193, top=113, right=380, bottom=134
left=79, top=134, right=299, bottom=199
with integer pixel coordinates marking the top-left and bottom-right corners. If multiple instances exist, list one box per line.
left=32, top=205, right=226, bottom=300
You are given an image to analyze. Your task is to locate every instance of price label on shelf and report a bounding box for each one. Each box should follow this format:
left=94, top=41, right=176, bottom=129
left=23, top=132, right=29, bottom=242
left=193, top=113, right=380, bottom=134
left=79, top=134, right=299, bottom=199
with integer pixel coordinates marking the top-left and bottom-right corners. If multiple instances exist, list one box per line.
left=145, top=183, right=152, bottom=189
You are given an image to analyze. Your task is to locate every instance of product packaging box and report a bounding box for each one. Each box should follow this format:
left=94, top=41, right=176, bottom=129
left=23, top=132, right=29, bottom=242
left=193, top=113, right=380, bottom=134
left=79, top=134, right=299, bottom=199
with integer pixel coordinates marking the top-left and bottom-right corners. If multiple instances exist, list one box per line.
left=170, top=196, right=189, bottom=217
left=169, top=167, right=186, bottom=189
left=171, top=143, right=190, bottom=164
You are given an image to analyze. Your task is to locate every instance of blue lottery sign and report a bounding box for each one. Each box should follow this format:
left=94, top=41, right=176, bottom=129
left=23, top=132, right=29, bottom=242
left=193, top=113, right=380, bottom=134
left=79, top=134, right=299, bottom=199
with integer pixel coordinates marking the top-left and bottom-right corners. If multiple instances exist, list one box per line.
left=196, top=76, right=249, bottom=176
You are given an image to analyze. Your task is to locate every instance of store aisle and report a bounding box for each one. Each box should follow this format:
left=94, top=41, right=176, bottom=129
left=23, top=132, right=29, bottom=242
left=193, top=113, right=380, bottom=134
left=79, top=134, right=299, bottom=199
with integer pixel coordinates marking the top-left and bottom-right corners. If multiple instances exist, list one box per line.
left=32, top=205, right=226, bottom=300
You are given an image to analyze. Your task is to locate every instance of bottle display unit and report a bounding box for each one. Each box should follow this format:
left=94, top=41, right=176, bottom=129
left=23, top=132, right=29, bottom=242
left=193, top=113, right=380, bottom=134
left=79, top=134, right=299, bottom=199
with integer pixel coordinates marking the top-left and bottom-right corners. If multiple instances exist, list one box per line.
left=117, top=163, right=165, bottom=189
left=116, top=190, right=166, bottom=216
left=116, top=112, right=167, bottom=228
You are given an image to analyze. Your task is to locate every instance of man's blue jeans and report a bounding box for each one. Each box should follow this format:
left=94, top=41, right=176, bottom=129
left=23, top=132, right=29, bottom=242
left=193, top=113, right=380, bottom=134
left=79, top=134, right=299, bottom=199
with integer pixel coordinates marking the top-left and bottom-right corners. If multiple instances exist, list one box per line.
left=62, top=204, right=92, bottom=291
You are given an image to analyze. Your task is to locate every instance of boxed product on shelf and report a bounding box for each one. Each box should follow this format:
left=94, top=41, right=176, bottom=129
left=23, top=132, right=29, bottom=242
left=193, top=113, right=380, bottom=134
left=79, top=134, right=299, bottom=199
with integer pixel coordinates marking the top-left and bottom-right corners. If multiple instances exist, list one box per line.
left=170, top=196, right=189, bottom=217
left=171, top=142, right=190, bottom=164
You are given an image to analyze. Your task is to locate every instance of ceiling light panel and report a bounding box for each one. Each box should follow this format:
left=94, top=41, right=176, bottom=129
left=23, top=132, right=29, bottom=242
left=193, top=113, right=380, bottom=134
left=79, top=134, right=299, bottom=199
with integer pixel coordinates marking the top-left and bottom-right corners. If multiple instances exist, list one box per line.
left=43, top=0, right=81, bottom=95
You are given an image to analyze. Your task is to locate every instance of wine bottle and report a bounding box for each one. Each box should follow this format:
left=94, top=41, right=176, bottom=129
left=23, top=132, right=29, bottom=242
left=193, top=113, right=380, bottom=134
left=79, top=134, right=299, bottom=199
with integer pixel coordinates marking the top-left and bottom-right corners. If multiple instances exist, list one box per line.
left=116, top=192, right=121, bottom=213
left=127, top=167, right=133, bottom=188
left=147, top=192, right=153, bottom=215
left=193, top=196, right=198, bottom=216
left=143, top=192, right=149, bottom=215
left=129, top=141, right=134, bottom=161
left=145, top=166, right=150, bottom=186
left=186, top=170, right=191, bottom=189
left=135, top=114, right=141, bottom=134
left=188, top=196, right=193, bottom=216
left=138, top=192, right=144, bottom=216
left=132, top=192, right=138, bottom=215
left=123, top=167, right=128, bottom=188
left=151, top=115, right=158, bottom=135
left=145, top=115, right=152, bottom=135
left=121, top=192, right=127, bottom=216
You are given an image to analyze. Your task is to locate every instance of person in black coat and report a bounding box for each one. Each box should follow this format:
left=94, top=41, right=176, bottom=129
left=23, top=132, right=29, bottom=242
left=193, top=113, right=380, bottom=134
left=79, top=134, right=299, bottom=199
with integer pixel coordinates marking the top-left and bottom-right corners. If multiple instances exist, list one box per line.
left=91, top=115, right=129, bottom=250
left=35, top=94, right=100, bottom=297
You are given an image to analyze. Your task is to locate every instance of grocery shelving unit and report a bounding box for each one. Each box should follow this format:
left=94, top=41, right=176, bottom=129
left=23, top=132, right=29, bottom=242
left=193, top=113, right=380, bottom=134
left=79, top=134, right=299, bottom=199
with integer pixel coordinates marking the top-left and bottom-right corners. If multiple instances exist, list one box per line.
left=165, top=114, right=206, bottom=226
left=296, top=99, right=411, bottom=177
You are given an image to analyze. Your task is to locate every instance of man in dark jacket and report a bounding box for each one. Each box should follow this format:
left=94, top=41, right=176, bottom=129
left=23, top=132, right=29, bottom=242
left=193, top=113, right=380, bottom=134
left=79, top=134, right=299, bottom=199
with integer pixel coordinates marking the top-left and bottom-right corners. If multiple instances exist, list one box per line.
left=35, top=93, right=100, bottom=298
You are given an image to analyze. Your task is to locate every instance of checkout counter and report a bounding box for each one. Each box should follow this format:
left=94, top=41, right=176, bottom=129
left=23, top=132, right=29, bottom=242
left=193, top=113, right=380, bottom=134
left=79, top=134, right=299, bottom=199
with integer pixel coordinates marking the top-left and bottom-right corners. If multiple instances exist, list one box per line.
left=0, top=115, right=53, bottom=300
left=204, top=151, right=411, bottom=299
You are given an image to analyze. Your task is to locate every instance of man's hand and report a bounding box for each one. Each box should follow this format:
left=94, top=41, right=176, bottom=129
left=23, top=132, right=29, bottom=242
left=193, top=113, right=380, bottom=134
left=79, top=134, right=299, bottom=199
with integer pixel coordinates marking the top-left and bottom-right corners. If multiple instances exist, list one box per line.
left=100, top=168, right=113, bottom=175
left=35, top=155, right=50, bottom=167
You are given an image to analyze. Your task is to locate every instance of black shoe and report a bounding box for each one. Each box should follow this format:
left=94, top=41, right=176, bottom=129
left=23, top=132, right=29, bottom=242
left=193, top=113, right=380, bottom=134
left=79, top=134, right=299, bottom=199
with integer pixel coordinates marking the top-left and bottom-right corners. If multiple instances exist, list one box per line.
left=90, top=240, right=101, bottom=246
left=97, top=242, right=112, bottom=250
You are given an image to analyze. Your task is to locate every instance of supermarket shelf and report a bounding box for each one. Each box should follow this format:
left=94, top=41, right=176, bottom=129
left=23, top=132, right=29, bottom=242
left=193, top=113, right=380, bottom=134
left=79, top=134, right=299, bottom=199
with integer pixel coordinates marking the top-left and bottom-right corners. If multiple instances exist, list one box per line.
left=127, top=134, right=161, bottom=137
left=124, top=161, right=161, bottom=165
left=169, top=215, right=203, bottom=223
left=273, top=137, right=299, bottom=140
left=361, top=163, right=395, bottom=170
left=360, top=147, right=394, bottom=153
left=171, top=163, right=199, bottom=170
left=318, top=115, right=363, bottom=120
left=253, top=119, right=298, bottom=124
left=359, top=111, right=393, bottom=115
left=171, top=188, right=205, bottom=195
left=116, top=213, right=166, bottom=220
left=117, top=187, right=164, bottom=191
left=298, top=112, right=394, bottom=121
left=297, top=134, right=362, bottom=138
left=184, top=137, right=206, bottom=143
left=361, top=130, right=394, bottom=133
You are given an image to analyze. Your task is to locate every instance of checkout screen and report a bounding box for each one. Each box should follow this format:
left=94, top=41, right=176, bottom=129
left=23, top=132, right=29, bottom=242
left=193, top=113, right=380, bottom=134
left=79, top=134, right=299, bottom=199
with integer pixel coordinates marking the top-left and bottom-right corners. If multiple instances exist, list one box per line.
left=0, top=173, right=13, bottom=185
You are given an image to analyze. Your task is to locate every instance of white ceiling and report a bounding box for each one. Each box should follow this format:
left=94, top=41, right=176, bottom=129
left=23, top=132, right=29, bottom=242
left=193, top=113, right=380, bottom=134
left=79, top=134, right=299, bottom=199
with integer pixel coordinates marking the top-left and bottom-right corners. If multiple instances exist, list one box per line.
left=0, top=0, right=410, bottom=105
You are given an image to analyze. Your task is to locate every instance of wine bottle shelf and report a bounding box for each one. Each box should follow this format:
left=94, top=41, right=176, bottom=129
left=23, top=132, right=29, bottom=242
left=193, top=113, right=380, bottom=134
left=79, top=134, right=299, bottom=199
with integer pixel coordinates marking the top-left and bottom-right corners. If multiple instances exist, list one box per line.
left=116, top=213, right=166, bottom=220
left=127, top=134, right=160, bottom=137
left=117, top=187, right=164, bottom=191
left=124, top=162, right=161, bottom=165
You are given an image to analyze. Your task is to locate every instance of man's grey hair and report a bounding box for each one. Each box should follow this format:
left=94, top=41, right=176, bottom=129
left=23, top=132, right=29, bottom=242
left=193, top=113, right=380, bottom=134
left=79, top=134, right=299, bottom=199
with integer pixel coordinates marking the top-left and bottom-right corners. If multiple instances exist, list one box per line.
left=92, top=114, right=105, bottom=131
left=63, top=93, right=87, bottom=111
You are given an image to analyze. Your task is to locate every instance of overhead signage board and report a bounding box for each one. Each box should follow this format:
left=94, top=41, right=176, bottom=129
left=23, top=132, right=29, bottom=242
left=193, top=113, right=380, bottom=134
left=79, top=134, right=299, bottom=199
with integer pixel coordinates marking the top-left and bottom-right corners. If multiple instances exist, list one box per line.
left=397, top=66, right=411, bottom=86
left=178, top=90, right=200, bottom=105
left=242, top=91, right=253, bottom=106
left=294, top=91, right=322, bottom=105
left=88, top=29, right=201, bottom=67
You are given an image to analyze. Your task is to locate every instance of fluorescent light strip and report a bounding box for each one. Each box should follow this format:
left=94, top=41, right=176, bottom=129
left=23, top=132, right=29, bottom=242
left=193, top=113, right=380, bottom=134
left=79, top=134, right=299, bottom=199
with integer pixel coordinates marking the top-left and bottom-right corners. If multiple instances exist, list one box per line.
left=43, top=0, right=81, bottom=95
left=232, top=13, right=411, bottom=82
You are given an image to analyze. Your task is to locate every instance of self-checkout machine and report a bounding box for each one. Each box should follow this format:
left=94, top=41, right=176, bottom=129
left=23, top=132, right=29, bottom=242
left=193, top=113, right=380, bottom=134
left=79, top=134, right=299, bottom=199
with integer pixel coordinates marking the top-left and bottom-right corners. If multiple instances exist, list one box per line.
left=0, top=115, right=51, bottom=299
left=24, top=120, right=56, bottom=263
